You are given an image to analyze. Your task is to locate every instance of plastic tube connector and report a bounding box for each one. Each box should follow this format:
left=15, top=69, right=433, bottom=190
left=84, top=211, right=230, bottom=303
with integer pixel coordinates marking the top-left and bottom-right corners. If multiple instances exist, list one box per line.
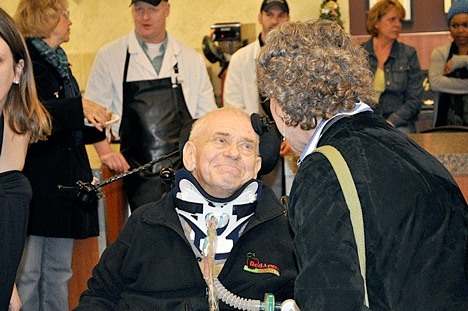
left=213, top=278, right=261, bottom=311
left=213, top=278, right=300, bottom=311
left=280, top=299, right=301, bottom=311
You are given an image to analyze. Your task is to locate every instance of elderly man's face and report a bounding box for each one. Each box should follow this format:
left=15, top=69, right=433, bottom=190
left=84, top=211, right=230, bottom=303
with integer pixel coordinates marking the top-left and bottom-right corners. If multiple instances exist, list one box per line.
left=183, top=111, right=262, bottom=198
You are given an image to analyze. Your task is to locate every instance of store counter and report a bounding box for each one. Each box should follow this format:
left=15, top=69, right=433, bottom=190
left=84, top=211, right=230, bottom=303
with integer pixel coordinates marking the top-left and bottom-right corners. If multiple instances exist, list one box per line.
left=408, top=132, right=468, bottom=201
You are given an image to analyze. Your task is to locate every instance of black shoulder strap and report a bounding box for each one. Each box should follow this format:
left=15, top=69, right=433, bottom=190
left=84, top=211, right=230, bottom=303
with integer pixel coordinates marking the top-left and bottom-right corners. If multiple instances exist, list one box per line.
left=123, top=48, right=130, bottom=83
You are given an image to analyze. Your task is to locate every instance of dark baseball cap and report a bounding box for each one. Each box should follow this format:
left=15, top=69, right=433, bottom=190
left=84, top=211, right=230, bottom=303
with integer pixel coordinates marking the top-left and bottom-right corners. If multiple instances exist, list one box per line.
left=260, top=0, right=289, bottom=14
left=130, top=0, right=167, bottom=6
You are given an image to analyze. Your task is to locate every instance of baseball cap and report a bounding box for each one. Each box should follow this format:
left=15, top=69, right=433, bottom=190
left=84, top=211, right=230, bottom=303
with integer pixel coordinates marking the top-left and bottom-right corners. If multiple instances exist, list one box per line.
left=260, top=0, right=289, bottom=14
left=130, top=0, right=167, bottom=6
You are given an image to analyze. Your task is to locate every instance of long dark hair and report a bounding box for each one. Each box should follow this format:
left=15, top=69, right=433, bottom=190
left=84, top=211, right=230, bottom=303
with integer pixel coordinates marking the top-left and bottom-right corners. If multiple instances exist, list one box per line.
left=0, top=8, right=50, bottom=142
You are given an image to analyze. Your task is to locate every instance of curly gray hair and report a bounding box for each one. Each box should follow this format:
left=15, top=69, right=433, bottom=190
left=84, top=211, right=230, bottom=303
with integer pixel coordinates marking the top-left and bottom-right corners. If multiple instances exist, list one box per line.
left=257, top=19, right=375, bottom=131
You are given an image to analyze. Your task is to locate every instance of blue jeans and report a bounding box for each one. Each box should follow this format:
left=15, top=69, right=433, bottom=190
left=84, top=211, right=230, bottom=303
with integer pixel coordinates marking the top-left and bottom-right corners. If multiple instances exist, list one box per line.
left=16, top=235, right=74, bottom=311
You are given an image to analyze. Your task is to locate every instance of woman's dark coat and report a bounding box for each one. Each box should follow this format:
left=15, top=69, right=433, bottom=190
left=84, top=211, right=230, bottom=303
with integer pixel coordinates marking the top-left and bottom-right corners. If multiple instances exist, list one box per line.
left=23, top=39, right=105, bottom=238
left=290, top=112, right=468, bottom=310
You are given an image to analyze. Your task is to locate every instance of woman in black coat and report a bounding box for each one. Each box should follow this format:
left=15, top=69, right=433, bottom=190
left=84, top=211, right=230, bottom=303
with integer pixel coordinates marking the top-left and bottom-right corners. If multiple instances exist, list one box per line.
left=257, top=20, right=468, bottom=310
left=14, top=0, right=111, bottom=310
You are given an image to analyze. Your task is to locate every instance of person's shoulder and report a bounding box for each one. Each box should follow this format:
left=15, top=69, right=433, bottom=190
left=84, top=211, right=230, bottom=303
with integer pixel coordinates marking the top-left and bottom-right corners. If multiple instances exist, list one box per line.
left=227, top=41, right=260, bottom=70
left=24, top=37, right=33, bottom=49
left=134, top=193, right=174, bottom=221
left=396, top=40, right=417, bottom=54
left=168, top=34, right=200, bottom=56
left=256, top=182, right=288, bottom=215
left=132, top=196, right=166, bottom=216
left=361, top=38, right=373, bottom=49
left=232, top=40, right=259, bottom=58
left=25, top=40, right=40, bottom=59
left=25, top=39, right=43, bottom=57
left=97, top=32, right=132, bottom=54
left=431, top=43, right=451, bottom=56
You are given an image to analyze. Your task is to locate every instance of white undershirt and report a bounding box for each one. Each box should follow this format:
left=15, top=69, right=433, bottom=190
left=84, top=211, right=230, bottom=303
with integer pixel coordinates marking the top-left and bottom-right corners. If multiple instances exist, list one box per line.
left=146, top=42, right=163, bottom=59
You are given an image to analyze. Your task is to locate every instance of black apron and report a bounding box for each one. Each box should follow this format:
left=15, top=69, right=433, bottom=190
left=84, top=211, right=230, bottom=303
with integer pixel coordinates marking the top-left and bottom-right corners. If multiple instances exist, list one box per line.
left=120, top=50, right=192, bottom=210
left=435, top=42, right=468, bottom=127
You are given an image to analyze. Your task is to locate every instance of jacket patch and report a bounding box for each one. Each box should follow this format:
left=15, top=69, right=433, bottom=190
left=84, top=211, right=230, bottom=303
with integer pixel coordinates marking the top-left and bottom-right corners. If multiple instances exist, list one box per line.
left=243, top=252, right=280, bottom=276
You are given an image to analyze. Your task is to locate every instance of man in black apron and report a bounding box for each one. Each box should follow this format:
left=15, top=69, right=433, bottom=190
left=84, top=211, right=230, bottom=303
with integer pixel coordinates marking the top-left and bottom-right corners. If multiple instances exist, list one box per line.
left=84, top=0, right=217, bottom=211
left=121, top=57, right=192, bottom=209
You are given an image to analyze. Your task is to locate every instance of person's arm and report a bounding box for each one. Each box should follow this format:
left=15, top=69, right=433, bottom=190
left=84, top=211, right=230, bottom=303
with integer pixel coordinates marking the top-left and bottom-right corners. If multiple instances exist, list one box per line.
left=82, top=98, right=112, bottom=132
left=9, top=283, right=21, bottom=311
left=429, top=46, right=468, bottom=94
left=84, top=49, right=116, bottom=112
left=0, top=116, right=29, bottom=172
left=85, top=45, right=129, bottom=172
left=92, top=139, right=129, bottom=173
left=387, top=49, right=423, bottom=127
left=75, top=241, right=127, bottom=310
left=223, top=52, right=247, bottom=110
left=448, top=54, right=468, bottom=73
left=74, top=213, right=140, bottom=310
left=191, top=54, right=218, bottom=118
left=84, top=46, right=124, bottom=138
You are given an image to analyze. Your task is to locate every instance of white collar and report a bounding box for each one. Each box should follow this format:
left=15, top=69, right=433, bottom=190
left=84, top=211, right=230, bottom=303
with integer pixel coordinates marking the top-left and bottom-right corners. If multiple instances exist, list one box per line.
left=297, top=101, right=373, bottom=167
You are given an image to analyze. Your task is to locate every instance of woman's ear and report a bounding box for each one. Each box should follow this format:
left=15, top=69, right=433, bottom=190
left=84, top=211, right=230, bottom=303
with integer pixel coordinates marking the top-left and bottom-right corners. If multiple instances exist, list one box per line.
left=182, top=141, right=197, bottom=172
left=14, top=59, right=24, bottom=83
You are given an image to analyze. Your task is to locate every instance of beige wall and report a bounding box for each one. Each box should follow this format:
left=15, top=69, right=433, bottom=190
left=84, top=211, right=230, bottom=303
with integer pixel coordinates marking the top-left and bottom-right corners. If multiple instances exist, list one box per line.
left=2, top=0, right=349, bottom=97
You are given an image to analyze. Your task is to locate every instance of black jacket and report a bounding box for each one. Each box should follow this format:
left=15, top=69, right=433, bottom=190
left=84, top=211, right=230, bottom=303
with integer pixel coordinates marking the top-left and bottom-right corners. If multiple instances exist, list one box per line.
left=75, top=184, right=298, bottom=310
left=23, top=39, right=105, bottom=238
left=290, top=112, right=468, bottom=310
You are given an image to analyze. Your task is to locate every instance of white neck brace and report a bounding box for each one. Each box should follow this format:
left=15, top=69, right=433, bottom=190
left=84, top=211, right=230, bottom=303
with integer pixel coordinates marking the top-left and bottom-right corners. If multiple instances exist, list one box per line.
left=174, top=170, right=259, bottom=260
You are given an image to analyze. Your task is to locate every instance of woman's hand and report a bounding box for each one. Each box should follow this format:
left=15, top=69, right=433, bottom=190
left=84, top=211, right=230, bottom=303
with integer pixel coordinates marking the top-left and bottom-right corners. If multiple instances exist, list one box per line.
left=9, top=284, right=21, bottom=311
left=93, top=139, right=130, bottom=173
left=444, top=59, right=453, bottom=75
left=83, top=98, right=112, bottom=132
left=99, top=152, right=130, bottom=173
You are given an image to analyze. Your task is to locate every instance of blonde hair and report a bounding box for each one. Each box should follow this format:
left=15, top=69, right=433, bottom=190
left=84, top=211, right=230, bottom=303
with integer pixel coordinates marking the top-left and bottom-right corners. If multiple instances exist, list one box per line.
left=257, top=20, right=375, bottom=131
left=0, top=8, right=51, bottom=142
left=15, top=0, right=68, bottom=38
left=366, top=0, right=405, bottom=37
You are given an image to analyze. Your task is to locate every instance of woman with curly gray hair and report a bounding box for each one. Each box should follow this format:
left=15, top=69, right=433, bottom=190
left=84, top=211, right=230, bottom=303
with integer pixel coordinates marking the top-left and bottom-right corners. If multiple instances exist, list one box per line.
left=257, top=19, right=468, bottom=310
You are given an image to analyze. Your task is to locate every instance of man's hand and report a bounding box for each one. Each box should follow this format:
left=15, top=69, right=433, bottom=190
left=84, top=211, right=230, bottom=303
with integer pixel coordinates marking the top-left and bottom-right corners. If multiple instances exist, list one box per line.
left=9, top=284, right=21, bottom=311
left=83, top=98, right=112, bottom=132
left=100, top=152, right=130, bottom=173
left=94, top=140, right=130, bottom=173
